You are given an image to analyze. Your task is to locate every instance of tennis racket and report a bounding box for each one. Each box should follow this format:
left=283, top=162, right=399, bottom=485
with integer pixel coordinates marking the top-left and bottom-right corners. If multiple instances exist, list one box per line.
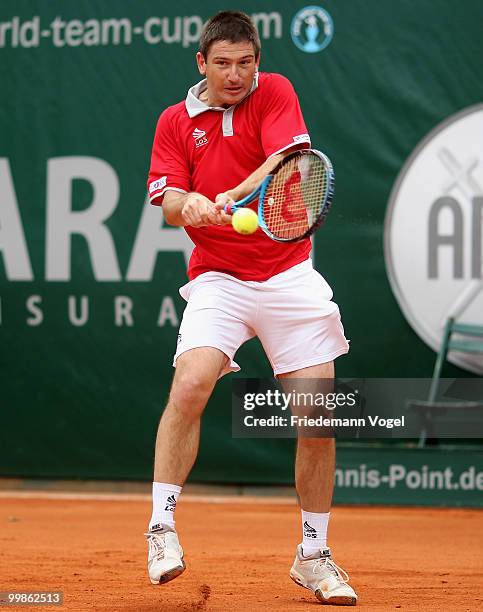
left=225, top=149, right=334, bottom=242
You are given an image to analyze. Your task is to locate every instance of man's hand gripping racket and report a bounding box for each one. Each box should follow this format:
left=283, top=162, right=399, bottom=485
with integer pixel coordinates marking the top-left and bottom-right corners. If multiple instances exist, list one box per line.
left=219, top=149, right=334, bottom=242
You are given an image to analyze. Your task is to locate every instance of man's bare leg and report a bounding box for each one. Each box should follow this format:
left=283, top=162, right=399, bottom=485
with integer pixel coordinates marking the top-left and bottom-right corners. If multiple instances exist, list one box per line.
left=278, top=361, right=335, bottom=512
left=283, top=362, right=357, bottom=605
left=146, top=347, right=229, bottom=585
left=154, top=346, right=229, bottom=484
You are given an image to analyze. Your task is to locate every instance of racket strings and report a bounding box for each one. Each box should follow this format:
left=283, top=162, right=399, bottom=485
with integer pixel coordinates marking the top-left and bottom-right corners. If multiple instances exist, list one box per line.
left=263, top=154, right=329, bottom=240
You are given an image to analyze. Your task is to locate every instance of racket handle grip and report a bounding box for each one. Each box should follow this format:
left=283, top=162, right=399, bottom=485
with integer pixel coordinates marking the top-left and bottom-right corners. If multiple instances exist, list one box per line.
left=224, top=202, right=234, bottom=215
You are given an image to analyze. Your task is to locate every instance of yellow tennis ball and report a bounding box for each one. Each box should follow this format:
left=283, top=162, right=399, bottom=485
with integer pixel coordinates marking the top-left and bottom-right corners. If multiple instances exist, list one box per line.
left=232, top=208, right=259, bottom=235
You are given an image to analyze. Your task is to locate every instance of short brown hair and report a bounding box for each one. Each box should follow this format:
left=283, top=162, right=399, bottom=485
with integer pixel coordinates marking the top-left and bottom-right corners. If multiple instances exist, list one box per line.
left=199, top=11, right=261, bottom=59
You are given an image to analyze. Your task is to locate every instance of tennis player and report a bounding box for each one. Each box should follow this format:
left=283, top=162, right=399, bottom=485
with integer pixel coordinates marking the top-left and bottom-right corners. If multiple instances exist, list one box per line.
left=145, top=11, right=357, bottom=606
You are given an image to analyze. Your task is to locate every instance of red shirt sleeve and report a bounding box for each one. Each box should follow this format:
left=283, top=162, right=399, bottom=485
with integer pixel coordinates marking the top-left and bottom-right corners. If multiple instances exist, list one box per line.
left=260, top=74, right=311, bottom=158
left=147, top=108, right=191, bottom=205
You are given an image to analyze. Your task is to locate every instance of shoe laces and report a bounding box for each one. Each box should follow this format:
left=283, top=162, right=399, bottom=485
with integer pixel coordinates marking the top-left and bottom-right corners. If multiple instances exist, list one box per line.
left=312, top=557, right=349, bottom=584
left=145, top=533, right=165, bottom=561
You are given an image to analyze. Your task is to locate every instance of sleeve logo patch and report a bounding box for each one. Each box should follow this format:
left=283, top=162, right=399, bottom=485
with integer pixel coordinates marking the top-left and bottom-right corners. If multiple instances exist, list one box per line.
left=149, top=176, right=167, bottom=194
left=293, top=133, right=310, bottom=143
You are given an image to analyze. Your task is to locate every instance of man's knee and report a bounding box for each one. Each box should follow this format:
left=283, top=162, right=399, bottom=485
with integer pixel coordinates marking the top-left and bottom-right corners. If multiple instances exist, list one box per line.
left=167, top=349, right=227, bottom=418
left=169, top=371, right=214, bottom=416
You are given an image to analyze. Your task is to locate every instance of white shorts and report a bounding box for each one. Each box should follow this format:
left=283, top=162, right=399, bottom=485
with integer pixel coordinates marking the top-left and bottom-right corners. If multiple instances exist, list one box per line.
left=174, top=258, right=349, bottom=377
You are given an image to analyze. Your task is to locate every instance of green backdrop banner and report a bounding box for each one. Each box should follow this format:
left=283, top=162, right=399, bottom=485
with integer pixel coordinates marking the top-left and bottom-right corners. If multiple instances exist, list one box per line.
left=1, top=2, right=482, bottom=491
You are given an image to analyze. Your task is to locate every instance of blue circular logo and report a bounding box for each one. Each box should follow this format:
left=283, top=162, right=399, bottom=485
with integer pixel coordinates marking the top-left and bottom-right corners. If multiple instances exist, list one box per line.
left=291, top=6, right=334, bottom=53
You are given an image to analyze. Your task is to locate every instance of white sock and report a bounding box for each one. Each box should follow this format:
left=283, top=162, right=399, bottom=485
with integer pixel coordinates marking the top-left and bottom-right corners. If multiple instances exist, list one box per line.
left=301, top=510, right=330, bottom=557
left=149, top=482, right=182, bottom=531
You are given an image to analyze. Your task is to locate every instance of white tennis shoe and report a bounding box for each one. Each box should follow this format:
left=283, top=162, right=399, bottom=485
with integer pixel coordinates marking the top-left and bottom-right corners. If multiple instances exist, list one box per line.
left=290, top=545, right=357, bottom=606
left=145, top=524, right=186, bottom=585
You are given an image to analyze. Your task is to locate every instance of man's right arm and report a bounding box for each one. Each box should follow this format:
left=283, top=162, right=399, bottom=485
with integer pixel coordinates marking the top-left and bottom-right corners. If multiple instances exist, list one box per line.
left=161, top=190, right=232, bottom=228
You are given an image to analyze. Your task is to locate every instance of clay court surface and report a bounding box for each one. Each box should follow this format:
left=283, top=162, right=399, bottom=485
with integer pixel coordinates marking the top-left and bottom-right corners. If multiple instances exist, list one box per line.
left=0, top=494, right=481, bottom=611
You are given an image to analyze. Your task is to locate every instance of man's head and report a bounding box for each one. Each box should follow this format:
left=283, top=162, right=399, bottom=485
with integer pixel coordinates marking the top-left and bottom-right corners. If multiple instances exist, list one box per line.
left=196, top=11, right=261, bottom=108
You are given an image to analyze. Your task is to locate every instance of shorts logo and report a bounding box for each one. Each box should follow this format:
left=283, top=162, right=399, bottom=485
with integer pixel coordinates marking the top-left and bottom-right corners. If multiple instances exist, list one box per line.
left=192, top=127, right=208, bottom=148
left=303, top=521, right=317, bottom=538
left=385, top=104, right=483, bottom=374
left=291, top=6, right=334, bottom=54
left=149, top=176, right=167, bottom=194
left=164, top=495, right=177, bottom=512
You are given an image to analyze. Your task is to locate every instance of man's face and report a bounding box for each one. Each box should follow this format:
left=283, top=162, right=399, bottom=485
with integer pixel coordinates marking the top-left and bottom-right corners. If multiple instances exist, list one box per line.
left=196, top=40, right=259, bottom=108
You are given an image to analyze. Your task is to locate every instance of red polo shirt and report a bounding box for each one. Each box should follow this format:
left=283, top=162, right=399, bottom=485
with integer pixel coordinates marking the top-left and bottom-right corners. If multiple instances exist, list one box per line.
left=148, top=72, right=312, bottom=281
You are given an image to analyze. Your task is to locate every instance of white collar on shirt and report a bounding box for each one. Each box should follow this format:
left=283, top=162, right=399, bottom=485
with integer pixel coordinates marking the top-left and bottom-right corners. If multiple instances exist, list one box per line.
left=185, top=73, right=259, bottom=118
